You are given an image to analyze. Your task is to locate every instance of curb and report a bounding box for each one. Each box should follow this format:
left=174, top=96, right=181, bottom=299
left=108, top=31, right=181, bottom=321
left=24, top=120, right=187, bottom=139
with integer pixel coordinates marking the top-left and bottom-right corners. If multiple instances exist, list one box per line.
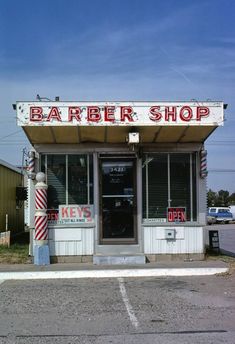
left=220, top=248, right=235, bottom=258
left=0, top=267, right=229, bottom=281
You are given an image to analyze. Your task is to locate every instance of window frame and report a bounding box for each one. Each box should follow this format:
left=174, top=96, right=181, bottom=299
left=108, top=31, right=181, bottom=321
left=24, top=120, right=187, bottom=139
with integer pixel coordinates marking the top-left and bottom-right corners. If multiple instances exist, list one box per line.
left=142, top=152, right=198, bottom=223
left=40, top=153, right=93, bottom=207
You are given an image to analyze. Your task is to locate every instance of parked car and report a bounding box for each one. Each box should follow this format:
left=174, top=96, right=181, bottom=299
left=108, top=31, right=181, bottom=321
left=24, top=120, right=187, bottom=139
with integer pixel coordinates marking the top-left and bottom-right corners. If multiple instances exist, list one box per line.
left=208, top=207, right=233, bottom=224
left=229, top=206, right=235, bottom=221
left=206, top=215, right=216, bottom=225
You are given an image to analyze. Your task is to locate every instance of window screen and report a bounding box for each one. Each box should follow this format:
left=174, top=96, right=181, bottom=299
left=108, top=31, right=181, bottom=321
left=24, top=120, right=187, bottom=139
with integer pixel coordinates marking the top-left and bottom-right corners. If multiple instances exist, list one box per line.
left=47, top=155, right=66, bottom=208
left=143, top=153, right=197, bottom=222
left=41, top=154, right=93, bottom=209
left=170, top=154, right=191, bottom=221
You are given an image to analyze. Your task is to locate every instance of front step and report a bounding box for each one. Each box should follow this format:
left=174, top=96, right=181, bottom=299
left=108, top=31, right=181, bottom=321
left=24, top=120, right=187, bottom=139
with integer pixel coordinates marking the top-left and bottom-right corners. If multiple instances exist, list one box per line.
left=93, top=254, right=146, bottom=265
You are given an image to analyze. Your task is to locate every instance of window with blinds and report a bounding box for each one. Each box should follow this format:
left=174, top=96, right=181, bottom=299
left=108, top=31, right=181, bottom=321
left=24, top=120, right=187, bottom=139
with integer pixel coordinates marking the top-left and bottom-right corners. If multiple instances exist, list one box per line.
left=170, top=154, right=191, bottom=221
left=68, top=155, right=91, bottom=205
left=142, top=154, right=168, bottom=219
left=142, top=153, right=197, bottom=222
left=41, top=154, right=93, bottom=209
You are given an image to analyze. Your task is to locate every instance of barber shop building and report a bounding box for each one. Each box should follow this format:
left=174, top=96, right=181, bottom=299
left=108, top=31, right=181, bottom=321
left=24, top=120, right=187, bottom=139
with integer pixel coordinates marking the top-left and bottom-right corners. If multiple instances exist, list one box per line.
left=16, top=101, right=224, bottom=264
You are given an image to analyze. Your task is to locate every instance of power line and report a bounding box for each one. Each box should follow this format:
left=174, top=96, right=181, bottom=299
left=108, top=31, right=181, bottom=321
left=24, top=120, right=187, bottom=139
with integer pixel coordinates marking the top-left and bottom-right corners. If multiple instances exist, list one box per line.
left=208, top=169, right=235, bottom=173
left=207, top=141, right=235, bottom=143
left=207, top=142, right=235, bottom=145
left=0, top=130, right=22, bottom=140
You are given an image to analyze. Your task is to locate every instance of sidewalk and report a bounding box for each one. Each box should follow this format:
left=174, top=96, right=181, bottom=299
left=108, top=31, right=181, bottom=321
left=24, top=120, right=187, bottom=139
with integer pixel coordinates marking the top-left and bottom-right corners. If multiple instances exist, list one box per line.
left=0, top=260, right=229, bottom=280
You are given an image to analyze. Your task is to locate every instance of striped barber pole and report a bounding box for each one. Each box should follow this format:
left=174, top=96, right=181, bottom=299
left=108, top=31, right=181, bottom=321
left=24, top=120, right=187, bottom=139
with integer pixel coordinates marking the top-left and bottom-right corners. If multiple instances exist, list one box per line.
left=28, top=151, right=36, bottom=180
left=35, top=212, right=48, bottom=240
left=200, top=150, right=208, bottom=178
left=34, top=172, right=48, bottom=244
left=28, top=155, right=35, bottom=172
left=35, top=188, right=47, bottom=210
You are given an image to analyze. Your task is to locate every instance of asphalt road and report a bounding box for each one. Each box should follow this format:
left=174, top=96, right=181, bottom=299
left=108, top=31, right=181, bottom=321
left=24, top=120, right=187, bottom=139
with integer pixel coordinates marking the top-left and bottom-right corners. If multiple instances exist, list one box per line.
left=0, top=273, right=235, bottom=344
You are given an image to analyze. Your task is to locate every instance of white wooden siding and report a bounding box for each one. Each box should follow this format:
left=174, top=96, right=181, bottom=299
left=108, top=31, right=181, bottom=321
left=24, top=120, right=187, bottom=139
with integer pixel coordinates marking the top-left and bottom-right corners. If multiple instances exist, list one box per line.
left=49, top=227, right=94, bottom=255
left=144, top=226, right=204, bottom=254
left=33, top=227, right=94, bottom=256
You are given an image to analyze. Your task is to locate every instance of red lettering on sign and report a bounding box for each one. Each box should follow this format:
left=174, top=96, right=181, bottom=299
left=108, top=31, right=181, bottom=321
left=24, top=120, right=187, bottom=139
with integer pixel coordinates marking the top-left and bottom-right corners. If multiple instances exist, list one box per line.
left=87, top=106, right=101, bottom=122
left=47, top=107, right=62, bottom=122
left=30, top=107, right=43, bottom=122
left=77, top=207, right=83, bottom=217
left=120, top=106, right=134, bottom=122
left=68, top=107, right=81, bottom=121
left=196, top=106, right=209, bottom=121
left=179, top=106, right=193, bottom=121
left=84, top=207, right=91, bottom=218
left=104, top=106, right=115, bottom=122
left=165, top=107, right=176, bottom=122
left=70, top=207, right=76, bottom=218
left=61, top=207, right=68, bottom=218
left=179, top=211, right=186, bottom=222
left=168, top=207, right=186, bottom=222
left=149, top=106, right=162, bottom=122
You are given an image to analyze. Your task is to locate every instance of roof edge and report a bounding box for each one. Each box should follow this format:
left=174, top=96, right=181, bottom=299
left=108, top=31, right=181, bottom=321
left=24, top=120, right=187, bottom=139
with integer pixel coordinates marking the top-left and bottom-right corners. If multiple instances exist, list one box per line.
left=0, top=159, right=22, bottom=175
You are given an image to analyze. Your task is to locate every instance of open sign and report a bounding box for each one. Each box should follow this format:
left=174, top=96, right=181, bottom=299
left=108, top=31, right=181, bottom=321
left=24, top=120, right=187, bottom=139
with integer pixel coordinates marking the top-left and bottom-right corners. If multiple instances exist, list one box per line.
left=167, top=207, right=186, bottom=222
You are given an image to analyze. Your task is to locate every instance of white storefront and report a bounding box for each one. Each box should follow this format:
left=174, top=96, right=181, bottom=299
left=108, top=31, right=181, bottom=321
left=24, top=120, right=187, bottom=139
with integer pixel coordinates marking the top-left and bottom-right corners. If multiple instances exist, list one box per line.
left=17, top=101, right=224, bottom=263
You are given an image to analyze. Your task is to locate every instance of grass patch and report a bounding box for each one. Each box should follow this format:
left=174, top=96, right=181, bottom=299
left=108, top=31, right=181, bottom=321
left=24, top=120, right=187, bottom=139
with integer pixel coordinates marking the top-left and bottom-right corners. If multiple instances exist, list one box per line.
left=206, top=249, right=235, bottom=273
left=0, top=244, right=30, bottom=264
left=206, top=249, right=235, bottom=262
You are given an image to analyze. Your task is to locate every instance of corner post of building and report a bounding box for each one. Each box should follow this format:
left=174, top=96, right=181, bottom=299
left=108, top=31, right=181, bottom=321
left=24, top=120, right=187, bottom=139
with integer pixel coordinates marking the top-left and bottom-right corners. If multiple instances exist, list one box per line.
left=34, top=172, right=50, bottom=265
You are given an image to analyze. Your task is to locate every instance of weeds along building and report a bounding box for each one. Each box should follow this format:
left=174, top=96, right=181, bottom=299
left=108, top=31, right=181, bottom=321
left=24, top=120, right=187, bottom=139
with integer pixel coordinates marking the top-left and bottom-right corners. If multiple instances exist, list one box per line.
left=0, top=159, right=24, bottom=235
left=16, top=101, right=225, bottom=263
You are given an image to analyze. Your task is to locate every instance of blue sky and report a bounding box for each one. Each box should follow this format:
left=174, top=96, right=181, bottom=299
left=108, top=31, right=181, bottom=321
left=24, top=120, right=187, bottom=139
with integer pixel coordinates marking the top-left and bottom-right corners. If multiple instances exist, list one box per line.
left=0, top=0, right=235, bottom=192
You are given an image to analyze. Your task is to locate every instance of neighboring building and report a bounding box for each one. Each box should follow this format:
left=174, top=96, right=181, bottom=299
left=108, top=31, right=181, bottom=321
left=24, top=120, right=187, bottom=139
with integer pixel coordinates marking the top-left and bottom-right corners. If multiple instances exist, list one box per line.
left=0, top=159, right=24, bottom=234
left=16, top=101, right=225, bottom=263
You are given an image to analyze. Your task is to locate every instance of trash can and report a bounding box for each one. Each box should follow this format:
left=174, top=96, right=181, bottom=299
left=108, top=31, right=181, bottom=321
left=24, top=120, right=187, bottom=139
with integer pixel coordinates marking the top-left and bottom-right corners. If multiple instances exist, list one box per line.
left=209, top=230, right=220, bottom=253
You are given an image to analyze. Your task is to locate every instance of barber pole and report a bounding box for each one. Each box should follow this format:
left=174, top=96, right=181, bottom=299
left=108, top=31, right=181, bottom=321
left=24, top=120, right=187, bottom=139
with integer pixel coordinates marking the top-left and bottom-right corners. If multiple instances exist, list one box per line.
left=28, top=155, right=35, bottom=172
left=200, top=149, right=208, bottom=178
left=35, top=188, right=47, bottom=209
left=35, top=211, right=48, bottom=240
left=34, top=172, right=48, bottom=243
left=28, top=151, right=35, bottom=179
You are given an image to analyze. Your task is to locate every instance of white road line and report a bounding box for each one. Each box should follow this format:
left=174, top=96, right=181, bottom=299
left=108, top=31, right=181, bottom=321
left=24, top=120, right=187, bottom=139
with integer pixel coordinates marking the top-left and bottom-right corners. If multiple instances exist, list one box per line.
left=118, top=277, right=139, bottom=330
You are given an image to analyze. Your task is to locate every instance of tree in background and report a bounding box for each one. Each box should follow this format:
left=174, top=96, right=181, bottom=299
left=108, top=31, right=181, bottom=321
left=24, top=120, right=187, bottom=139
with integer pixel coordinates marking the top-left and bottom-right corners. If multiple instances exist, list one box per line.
left=217, top=190, right=230, bottom=206
left=207, top=189, right=218, bottom=207
left=207, top=189, right=234, bottom=207
left=228, top=193, right=235, bottom=205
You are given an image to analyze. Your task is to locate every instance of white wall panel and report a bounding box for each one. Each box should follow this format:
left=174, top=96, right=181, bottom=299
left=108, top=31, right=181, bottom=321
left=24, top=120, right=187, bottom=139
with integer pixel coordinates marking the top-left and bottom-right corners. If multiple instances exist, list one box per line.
left=144, top=226, right=204, bottom=254
left=49, top=228, right=82, bottom=241
left=153, top=227, right=185, bottom=240
left=49, top=227, right=94, bottom=256
left=33, top=227, right=94, bottom=256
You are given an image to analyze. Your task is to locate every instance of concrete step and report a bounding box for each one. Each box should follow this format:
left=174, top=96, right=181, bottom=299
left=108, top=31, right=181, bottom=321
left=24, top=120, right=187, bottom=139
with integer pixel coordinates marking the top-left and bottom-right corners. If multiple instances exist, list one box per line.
left=93, top=254, right=146, bottom=265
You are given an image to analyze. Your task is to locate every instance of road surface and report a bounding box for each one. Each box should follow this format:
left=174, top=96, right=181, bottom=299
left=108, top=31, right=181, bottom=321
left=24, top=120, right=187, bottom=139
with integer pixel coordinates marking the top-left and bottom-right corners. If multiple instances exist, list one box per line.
left=0, top=273, right=235, bottom=343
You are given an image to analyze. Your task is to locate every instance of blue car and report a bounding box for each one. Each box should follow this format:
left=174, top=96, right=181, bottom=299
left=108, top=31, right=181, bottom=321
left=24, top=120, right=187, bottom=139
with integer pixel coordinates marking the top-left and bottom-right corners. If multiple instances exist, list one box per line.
left=208, top=207, right=233, bottom=224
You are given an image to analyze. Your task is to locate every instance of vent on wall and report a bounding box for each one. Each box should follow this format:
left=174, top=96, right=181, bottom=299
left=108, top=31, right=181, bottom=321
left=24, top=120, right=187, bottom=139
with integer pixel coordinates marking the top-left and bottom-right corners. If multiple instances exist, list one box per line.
left=165, top=228, right=176, bottom=240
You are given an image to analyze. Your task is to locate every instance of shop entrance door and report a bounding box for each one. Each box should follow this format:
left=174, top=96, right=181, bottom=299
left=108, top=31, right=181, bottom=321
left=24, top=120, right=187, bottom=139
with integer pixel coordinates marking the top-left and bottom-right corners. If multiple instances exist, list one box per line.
left=100, top=157, right=137, bottom=244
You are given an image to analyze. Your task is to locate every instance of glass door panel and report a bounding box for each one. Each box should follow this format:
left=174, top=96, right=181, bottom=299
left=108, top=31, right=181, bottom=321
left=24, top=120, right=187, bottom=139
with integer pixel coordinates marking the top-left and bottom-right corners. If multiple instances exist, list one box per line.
left=100, top=158, right=137, bottom=243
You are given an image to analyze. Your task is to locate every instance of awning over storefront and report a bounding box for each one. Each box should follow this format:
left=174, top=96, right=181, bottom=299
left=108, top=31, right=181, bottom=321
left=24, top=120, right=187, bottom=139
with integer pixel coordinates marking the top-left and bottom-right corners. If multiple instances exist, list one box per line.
left=17, top=101, right=224, bottom=144
left=21, top=125, right=218, bottom=144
